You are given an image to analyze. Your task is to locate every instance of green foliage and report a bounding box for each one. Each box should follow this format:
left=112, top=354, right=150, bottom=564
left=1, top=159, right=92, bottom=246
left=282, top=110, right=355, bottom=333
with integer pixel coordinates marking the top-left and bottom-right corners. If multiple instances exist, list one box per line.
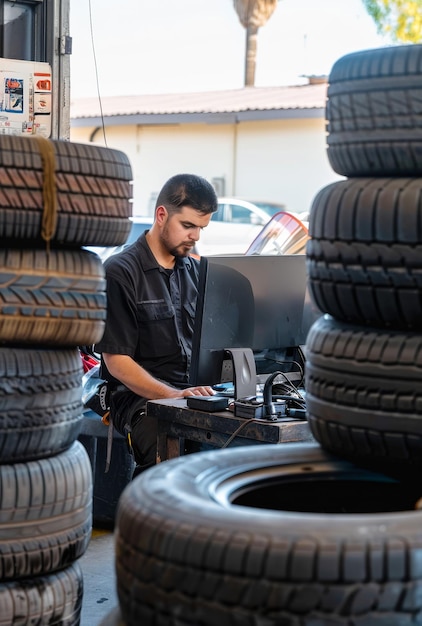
left=362, top=0, right=422, bottom=42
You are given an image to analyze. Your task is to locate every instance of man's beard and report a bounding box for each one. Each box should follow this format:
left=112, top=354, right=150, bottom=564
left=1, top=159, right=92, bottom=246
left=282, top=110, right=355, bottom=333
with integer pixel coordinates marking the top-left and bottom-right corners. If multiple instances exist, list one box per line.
left=161, top=223, right=193, bottom=257
left=168, top=242, right=192, bottom=257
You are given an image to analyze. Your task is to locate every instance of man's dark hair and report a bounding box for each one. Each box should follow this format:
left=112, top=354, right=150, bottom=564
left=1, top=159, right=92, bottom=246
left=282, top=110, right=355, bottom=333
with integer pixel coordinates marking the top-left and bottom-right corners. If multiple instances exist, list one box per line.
left=155, top=173, right=218, bottom=216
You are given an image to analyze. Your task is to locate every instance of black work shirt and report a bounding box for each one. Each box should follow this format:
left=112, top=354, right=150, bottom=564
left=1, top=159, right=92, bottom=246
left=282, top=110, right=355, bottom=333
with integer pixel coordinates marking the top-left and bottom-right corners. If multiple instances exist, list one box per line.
left=96, top=231, right=200, bottom=393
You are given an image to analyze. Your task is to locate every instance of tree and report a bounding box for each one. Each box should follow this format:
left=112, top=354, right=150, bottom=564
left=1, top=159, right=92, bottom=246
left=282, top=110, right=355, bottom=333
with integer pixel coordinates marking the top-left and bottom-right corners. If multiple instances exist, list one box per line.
left=233, top=0, right=280, bottom=87
left=362, top=0, right=422, bottom=42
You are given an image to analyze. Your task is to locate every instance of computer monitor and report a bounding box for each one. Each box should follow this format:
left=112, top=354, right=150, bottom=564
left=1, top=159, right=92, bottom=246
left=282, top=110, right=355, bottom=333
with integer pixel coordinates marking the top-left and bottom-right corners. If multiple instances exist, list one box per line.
left=210, top=254, right=318, bottom=349
left=189, top=254, right=320, bottom=397
left=189, top=257, right=257, bottom=399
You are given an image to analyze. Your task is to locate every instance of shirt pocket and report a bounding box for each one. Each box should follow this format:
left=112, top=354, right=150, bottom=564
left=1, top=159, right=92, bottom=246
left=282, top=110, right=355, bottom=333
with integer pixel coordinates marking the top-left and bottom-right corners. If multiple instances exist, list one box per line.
left=137, top=300, right=177, bottom=357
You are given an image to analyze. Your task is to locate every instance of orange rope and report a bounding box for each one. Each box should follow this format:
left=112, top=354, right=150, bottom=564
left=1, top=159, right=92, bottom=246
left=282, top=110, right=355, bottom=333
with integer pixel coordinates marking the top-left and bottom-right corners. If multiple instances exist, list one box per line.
left=31, top=135, right=58, bottom=252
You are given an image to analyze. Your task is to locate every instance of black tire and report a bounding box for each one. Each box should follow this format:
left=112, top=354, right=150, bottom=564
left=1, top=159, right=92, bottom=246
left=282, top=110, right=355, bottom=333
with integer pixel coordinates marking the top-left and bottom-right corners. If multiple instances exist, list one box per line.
left=306, top=315, right=422, bottom=467
left=0, top=247, right=106, bottom=346
left=326, top=44, right=422, bottom=177
left=306, top=177, right=422, bottom=329
left=98, top=607, right=126, bottom=626
left=0, top=135, right=133, bottom=246
left=0, top=346, right=83, bottom=463
left=0, top=441, right=92, bottom=581
left=0, top=562, right=83, bottom=626
left=115, top=442, right=422, bottom=625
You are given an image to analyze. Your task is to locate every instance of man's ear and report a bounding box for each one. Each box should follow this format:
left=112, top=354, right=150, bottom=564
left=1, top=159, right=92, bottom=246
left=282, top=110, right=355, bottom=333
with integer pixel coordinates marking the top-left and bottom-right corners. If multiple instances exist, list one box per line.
left=155, top=205, right=168, bottom=224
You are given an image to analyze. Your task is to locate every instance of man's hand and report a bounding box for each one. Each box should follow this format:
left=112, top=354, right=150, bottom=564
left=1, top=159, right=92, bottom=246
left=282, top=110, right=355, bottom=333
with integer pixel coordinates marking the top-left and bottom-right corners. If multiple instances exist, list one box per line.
left=103, top=353, right=216, bottom=400
left=181, top=386, right=215, bottom=397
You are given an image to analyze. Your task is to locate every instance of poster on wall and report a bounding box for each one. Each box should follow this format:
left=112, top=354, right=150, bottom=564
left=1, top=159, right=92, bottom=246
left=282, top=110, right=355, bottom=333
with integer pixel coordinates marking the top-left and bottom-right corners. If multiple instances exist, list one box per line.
left=0, top=58, right=52, bottom=137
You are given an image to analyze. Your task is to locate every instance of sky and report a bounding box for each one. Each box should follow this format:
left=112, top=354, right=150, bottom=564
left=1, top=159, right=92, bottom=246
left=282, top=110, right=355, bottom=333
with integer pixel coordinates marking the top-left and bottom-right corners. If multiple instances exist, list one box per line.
left=69, top=0, right=390, bottom=100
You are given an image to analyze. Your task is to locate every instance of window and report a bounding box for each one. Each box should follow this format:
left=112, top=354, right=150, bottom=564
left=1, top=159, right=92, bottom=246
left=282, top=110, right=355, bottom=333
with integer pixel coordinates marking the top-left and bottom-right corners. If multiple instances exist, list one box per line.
left=211, top=205, right=226, bottom=222
left=0, top=0, right=47, bottom=61
left=230, top=204, right=254, bottom=224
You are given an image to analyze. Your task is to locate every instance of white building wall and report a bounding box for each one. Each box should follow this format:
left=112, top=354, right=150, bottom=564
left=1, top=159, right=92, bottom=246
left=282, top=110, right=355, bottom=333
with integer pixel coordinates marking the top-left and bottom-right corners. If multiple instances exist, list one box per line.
left=70, top=116, right=343, bottom=217
left=132, top=124, right=236, bottom=214
left=234, top=118, right=343, bottom=215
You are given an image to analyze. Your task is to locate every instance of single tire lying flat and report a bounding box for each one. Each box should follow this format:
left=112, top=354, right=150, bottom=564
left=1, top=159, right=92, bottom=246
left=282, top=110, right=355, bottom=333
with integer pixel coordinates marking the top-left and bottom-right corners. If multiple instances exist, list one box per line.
left=0, top=247, right=106, bottom=346
left=306, top=315, right=422, bottom=468
left=0, top=441, right=92, bottom=581
left=115, top=442, right=422, bottom=625
left=0, top=346, right=83, bottom=463
left=326, top=44, right=422, bottom=177
left=0, top=135, right=133, bottom=246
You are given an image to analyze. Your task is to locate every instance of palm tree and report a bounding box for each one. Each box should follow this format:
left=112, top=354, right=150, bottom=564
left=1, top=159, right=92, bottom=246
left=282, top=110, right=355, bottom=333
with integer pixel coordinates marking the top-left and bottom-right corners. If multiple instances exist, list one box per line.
left=233, top=0, right=280, bottom=87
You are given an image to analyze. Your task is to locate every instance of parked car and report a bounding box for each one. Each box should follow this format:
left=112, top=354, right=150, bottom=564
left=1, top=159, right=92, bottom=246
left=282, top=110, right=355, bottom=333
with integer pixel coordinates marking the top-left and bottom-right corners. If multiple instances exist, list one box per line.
left=87, top=198, right=300, bottom=260
left=195, top=197, right=289, bottom=256
left=215, top=197, right=286, bottom=225
left=85, top=216, right=154, bottom=262
left=247, top=200, right=288, bottom=215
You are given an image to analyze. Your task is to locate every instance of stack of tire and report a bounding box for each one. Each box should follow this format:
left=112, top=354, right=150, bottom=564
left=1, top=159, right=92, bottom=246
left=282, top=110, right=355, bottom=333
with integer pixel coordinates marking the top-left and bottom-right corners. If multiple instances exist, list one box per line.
left=106, top=45, right=422, bottom=626
left=0, top=135, right=133, bottom=625
left=306, top=43, right=422, bottom=473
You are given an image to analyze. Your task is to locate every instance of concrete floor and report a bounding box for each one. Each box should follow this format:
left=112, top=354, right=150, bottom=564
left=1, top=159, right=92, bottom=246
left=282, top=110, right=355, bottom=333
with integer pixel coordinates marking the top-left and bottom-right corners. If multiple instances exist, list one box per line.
left=77, top=411, right=135, bottom=625
left=79, top=528, right=120, bottom=626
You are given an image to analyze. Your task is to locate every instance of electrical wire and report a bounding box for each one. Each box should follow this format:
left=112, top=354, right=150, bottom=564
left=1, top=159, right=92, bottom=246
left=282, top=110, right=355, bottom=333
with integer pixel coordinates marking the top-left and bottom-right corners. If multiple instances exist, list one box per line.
left=88, top=0, right=107, bottom=147
left=263, top=353, right=306, bottom=388
left=272, top=395, right=306, bottom=408
left=297, top=345, right=306, bottom=361
left=221, top=418, right=256, bottom=449
left=271, top=371, right=306, bottom=401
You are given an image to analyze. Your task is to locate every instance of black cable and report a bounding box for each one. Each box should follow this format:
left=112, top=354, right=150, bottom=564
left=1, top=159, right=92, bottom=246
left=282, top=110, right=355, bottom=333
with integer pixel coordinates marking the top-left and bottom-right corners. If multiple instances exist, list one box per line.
left=271, top=371, right=306, bottom=402
left=296, top=346, right=307, bottom=386
left=298, top=345, right=307, bottom=363
left=263, top=355, right=305, bottom=388
left=272, top=395, right=306, bottom=408
left=266, top=357, right=304, bottom=378
left=221, top=418, right=256, bottom=448
left=88, top=0, right=107, bottom=147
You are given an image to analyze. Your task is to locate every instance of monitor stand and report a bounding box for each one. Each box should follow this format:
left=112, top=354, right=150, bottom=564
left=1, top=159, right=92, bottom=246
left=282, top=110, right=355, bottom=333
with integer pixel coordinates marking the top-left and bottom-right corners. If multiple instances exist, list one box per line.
left=224, top=347, right=257, bottom=400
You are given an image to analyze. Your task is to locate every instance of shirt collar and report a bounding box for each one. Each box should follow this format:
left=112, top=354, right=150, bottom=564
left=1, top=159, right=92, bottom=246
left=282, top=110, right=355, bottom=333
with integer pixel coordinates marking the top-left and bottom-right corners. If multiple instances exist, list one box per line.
left=137, top=231, right=193, bottom=272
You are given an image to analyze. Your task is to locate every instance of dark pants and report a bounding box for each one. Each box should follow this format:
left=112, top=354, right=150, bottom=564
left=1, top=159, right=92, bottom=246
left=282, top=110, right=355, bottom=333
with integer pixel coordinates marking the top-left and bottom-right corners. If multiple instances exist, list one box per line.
left=110, top=390, right=157, bottom=479
left=130, top=410, right=158, bottom=478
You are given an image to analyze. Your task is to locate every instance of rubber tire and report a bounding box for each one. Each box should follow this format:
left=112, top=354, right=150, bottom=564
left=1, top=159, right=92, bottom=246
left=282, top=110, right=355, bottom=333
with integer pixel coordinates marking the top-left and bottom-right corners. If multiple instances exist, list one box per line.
left=0, top=135, right=133, bottom=246
left=0, top=346, right=83, bottom=463
left=306, top=177, right=422, bottom=329
left=98, top=607, right=126, bottom=626
left=326, top=44, right=422, bottom=177
left=0, top=247, right=106, bottom=345
left=0, top=562, right=83, bottom=626
left=115, top=442, right=422, bottom=625
left=0, top=441, right=92, bottom=581
left=306, top=315, right=422, bottom=468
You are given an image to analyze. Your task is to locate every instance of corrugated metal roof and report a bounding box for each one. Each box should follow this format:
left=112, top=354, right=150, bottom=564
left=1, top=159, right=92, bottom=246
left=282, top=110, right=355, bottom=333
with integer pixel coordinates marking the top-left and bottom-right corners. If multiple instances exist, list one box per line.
left=70, top=83, right=328, bottom=124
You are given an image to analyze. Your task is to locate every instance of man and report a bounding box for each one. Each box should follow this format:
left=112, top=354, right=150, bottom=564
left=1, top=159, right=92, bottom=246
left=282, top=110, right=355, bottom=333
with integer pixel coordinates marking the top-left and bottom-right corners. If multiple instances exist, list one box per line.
left=95, top=173, right=217, bottom=476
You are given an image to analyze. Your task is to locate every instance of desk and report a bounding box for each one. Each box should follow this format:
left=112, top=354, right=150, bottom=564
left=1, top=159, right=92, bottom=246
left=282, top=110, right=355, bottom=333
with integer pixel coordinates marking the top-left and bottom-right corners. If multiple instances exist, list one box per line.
left=147, top=398, right=314, bottom=463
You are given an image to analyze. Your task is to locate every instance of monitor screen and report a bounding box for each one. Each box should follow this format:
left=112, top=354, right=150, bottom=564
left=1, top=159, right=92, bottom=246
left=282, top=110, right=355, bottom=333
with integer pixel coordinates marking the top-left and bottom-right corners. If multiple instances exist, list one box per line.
left=189, top=254, right=321, bottom=394
left=209, top=254, right=319, bottom=351
left=189, top=257, right=257, bottom=397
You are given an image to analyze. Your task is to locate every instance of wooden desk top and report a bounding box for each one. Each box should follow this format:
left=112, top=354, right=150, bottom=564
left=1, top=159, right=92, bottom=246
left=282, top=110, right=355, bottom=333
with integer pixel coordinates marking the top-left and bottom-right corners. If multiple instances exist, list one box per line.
left=147, top=398, right=314, bottom=446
